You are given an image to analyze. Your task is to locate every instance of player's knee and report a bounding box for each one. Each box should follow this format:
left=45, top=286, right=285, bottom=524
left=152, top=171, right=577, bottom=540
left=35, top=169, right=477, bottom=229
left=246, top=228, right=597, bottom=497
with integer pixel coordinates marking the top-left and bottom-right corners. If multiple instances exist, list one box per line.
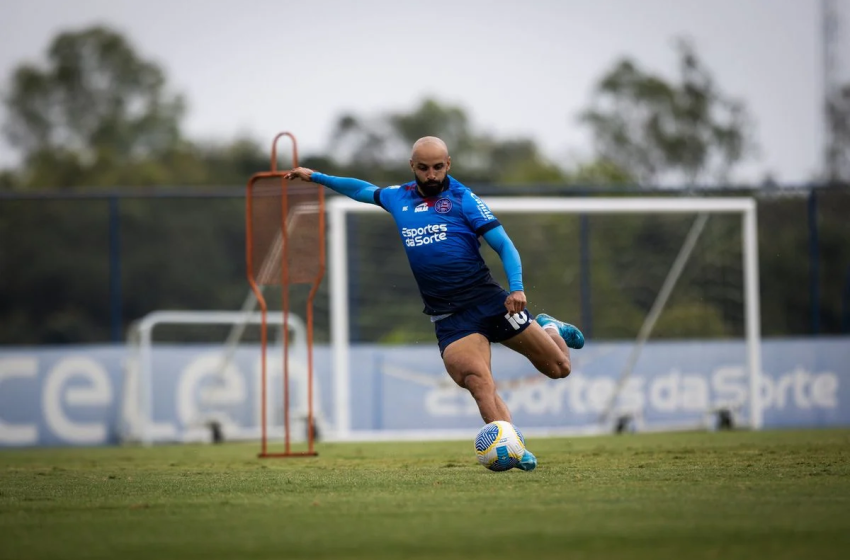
left=555, top=359, right=572, bottom=379
left=462, top=374, right=495, bottom=399
left=540, top=357, right=571, bottom=379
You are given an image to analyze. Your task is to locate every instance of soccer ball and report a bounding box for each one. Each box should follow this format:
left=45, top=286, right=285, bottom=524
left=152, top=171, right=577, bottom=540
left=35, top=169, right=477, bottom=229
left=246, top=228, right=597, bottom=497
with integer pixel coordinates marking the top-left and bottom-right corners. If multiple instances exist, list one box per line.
left=474, top=421, right=526, bottom=471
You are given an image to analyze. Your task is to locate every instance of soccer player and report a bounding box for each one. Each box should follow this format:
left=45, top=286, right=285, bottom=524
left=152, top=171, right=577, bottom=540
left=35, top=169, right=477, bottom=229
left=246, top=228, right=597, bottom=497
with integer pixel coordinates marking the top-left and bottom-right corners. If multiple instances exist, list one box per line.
left=285, top=136, right=584, bottom=471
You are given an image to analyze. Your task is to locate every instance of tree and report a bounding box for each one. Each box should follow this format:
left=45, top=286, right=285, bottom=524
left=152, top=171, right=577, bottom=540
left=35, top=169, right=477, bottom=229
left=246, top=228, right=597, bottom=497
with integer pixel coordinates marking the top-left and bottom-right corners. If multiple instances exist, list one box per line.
left=389, top=99, right=478, bottom=161
left=325, top=98, right=480, bottom=182
left=325, top=97, right=567, bottom=185
left=2, top=26, right=185, bottom=188
left=565, top=158, right=635, bottom=188
left=580, top=39, right=754, bottom=187
left=0, top=169, right=18, bottom=190
left=825, top=83, right=850, bottom=183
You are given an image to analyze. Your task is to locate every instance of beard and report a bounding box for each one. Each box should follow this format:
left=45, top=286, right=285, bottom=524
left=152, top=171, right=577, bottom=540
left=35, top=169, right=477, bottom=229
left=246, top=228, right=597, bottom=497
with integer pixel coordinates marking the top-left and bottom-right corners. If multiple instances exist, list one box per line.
left=415, top=176, right=449, bottom=197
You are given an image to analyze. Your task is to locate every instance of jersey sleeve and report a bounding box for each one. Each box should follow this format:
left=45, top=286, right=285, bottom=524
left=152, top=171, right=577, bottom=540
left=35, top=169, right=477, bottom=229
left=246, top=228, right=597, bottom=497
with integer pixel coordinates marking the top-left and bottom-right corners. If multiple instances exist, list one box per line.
left=482, top=226, right=523, bottom=292
left=461, top=191, right=501, bottom=235
left=311, top=172, right=381, bottom=205
left=373, top=185, right=401, bottom=212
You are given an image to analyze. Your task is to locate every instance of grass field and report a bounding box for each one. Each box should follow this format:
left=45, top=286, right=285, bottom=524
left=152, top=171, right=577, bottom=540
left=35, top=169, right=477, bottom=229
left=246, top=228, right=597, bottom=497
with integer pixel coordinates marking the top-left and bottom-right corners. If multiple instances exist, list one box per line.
left=1, top=429, right=849, bottom=560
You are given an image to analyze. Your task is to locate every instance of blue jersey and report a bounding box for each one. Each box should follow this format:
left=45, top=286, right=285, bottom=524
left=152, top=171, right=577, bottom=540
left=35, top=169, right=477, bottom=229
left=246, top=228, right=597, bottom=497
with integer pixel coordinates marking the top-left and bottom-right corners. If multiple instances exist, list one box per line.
left=373, top=177, right=506, bottom=315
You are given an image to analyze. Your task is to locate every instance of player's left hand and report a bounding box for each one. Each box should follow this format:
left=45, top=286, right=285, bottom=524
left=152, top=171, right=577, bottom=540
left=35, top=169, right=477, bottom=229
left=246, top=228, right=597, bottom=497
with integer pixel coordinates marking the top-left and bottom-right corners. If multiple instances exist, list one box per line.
left=504, top=290, right=527, bottom=315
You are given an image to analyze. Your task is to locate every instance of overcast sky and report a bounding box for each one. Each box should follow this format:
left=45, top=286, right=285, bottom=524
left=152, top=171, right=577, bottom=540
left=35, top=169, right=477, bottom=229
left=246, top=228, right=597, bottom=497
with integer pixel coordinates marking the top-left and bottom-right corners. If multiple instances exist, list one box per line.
left=0, top=0, right=842, bottom=184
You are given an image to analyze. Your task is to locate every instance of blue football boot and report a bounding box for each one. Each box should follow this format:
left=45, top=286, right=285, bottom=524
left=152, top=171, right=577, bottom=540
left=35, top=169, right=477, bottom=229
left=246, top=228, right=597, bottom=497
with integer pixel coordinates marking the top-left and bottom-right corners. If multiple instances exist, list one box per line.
left=535, top=313, right=585, bottom=349
left=516, top=449, right=537, bottom=471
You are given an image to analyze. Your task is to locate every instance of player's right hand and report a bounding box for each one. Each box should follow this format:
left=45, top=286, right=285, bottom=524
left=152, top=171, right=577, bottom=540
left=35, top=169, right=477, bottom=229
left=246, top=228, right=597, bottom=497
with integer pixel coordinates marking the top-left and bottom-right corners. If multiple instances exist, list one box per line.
left=504, top=290, right=527, bottom=315
left=284, top=167, right=315, bottom=182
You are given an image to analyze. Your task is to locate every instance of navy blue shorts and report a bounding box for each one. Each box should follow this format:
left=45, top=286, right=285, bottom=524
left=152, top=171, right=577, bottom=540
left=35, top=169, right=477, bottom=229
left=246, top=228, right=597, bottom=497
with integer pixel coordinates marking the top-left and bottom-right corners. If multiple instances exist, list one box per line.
left=433, top=291, right=536, bottom=355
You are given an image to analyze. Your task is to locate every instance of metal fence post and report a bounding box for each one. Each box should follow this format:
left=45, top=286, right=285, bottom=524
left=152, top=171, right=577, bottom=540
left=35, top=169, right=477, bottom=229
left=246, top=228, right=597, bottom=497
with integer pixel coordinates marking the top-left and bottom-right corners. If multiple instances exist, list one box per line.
left=109, top=196, right=123, bottom=342
left=807, top=189, right=820, bottom=334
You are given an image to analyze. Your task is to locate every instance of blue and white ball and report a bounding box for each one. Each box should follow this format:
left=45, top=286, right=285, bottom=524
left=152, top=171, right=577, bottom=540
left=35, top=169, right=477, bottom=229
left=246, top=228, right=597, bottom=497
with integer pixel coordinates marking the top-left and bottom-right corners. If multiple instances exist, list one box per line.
left=474, top=421, right=526, bottom=471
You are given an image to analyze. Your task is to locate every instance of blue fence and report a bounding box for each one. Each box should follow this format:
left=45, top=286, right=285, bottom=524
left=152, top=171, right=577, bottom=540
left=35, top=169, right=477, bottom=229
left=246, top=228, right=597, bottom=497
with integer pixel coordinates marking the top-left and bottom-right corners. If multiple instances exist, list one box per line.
left=1, top=338, right=847, bottom=447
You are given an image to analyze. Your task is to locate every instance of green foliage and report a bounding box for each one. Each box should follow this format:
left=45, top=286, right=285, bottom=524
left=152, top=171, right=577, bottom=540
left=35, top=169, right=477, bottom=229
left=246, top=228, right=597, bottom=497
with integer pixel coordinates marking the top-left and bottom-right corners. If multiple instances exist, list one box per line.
left=752, top=195, right=810, bottom=335
left=0, top=199, right=112, bottom=343
left=580, top=39, right=754, bottom=187
left=326, top=97, right=569, bottom=186
left=390, top=98, right=476, bottom=153
left=3, top=26, right=186, bottom=188
left=117, top=198, right=248, bottom=319
left=808, top=189, right=850, bottom=332
left=652, top=302, right=729, bottom=338
left=566, top=158, right=636, bottom=187
left=0, top=169, right=18, bottom=189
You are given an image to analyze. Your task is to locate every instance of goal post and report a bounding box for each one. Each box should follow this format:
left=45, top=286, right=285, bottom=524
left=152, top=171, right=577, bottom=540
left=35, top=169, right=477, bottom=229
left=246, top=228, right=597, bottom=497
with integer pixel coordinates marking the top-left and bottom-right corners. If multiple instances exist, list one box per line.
left=328, top=196, right=762, bottom=439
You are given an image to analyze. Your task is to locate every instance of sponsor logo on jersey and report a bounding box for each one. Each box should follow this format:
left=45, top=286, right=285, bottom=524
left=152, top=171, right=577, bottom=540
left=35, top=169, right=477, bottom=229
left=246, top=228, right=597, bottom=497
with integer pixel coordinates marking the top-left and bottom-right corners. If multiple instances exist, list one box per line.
left=402, top=223, right=448, bottom=247
left=469, top=192, right=494, bottom=221
left=414, top=202, right=430, bottom=213
left=435, top=198, right=452, bottom=214
left=402, top=206, right=408, bottom=211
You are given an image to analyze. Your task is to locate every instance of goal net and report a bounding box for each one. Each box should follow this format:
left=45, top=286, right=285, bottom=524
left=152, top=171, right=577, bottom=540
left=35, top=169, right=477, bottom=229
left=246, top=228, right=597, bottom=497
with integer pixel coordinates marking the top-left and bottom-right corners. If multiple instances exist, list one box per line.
left=327, top=196, right=762, bottom=440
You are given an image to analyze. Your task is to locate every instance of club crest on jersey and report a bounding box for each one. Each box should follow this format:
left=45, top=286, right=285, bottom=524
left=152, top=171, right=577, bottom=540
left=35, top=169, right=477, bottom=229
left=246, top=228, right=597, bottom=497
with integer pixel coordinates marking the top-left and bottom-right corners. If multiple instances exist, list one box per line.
left=435, top=198, right=452, bottom=214
left=414, top=202, right=429, bottom=213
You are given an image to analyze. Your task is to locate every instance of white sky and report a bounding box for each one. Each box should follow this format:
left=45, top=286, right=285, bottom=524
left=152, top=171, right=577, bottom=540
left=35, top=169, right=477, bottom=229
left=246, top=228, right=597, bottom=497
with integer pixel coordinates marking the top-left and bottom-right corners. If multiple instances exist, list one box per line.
left=0, top=0, right=838, bottom=184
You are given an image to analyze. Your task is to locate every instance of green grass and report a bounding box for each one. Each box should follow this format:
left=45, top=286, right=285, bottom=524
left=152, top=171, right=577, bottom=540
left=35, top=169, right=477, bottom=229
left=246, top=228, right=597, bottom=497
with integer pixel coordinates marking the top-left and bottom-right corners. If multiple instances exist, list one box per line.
left=1, top=429, right=849, bottom=560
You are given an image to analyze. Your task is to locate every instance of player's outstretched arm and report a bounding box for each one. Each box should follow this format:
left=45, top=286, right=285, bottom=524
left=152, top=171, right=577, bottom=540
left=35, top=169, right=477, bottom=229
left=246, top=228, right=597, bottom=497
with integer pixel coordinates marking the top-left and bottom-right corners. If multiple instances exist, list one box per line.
left=284, top=167, right=380, bottom=205
left=482, top=226, right=526, bottom=314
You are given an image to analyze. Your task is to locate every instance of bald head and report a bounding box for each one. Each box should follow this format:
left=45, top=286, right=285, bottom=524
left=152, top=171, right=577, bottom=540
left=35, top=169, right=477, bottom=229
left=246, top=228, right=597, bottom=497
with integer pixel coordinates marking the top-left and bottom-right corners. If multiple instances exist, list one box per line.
left=411, top=136, right=449, bottom=160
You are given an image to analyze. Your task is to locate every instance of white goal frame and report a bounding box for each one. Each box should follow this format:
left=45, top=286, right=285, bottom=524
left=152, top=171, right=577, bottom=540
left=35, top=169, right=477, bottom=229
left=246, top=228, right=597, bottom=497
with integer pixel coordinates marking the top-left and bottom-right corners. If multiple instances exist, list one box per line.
left=327, top=196, right=762, bottom=439
left=121, top=310, right=309, bottom=446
